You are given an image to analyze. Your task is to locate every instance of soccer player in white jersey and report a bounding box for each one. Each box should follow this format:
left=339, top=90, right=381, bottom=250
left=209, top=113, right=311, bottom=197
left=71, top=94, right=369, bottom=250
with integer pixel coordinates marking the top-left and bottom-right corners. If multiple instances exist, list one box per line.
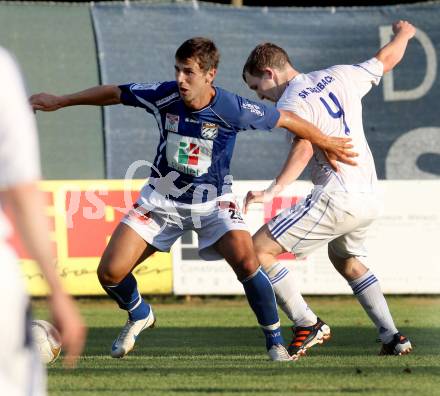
left=30, top=38, right=356, bottom=362
left=0, top=47, right=85, bottom=395
left=242, top=20, right=415, bottom=356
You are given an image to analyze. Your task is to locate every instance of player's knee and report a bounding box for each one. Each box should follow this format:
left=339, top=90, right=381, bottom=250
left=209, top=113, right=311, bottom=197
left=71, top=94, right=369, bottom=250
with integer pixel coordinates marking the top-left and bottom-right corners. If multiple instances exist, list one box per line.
left=242, top=259, right=259, bottom=275
left=330, top=255, right=366, bottom=281
left=97, top=258, right=123, bottom=285
left=254, top=244, right=277, bottom=267
left=346, top=259, right=368, bottom=280
left=233, top=256, right=259, bottom=280
left=97, top=264, right=112, bottom=286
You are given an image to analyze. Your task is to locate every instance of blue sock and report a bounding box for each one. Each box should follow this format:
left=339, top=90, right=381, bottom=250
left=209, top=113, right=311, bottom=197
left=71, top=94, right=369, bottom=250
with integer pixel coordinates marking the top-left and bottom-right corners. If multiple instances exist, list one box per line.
left=102, top=273, right=150, bottom=321
left=241, top=267, right=284, bottom=349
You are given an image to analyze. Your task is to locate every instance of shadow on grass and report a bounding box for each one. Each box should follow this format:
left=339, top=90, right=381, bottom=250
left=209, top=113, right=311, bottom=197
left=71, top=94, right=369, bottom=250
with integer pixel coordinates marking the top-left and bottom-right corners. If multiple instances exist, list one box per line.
left=47, top=386, right=398, bottom=394
left=80, top=325, right=437, bottom=357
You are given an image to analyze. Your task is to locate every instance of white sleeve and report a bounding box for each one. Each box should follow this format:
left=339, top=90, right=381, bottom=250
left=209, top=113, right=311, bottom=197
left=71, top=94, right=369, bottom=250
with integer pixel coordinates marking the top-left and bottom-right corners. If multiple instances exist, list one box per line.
left=330, top=57, right=384, bottom=98
left=0, top=48, right=41, bottom=189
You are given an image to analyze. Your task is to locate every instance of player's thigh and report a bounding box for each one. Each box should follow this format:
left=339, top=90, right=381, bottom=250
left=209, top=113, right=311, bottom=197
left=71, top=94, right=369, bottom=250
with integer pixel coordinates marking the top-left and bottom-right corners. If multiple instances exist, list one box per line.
left=98, top=222, right=158, bottom=284
left=213, top=229, right=258, bottom=280
left=196, top=200, right=248, bottom=261
left=252, top=224, right=286, bottom=269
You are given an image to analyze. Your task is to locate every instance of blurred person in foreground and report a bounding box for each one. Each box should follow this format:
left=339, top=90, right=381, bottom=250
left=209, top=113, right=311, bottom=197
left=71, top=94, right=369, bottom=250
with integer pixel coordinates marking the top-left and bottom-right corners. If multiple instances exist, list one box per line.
left=30, top=37, right=356, bottom=361
left=0, top=47, right=85, bottom=395
left=243, top=20, right=415, bottom=357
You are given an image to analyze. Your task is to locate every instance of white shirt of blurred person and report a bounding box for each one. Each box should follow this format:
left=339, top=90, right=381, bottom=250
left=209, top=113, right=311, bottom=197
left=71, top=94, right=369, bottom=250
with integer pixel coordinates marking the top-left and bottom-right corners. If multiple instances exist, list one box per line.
left=0, top=47, right=85, bottom=395
left=242, top=21, right=415, bottom=356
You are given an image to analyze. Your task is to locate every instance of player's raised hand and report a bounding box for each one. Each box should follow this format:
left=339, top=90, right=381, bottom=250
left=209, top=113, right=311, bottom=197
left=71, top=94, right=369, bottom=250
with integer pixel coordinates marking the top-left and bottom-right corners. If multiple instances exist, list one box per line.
left=392, top=20, right=416, bottom=39
left=49, top=291, right=86, bottom=368
left=323, top=137, right=358, bottom=171
left=243, top=190, right=266, bottom=214
left=29, top=92, right=65, bottom=112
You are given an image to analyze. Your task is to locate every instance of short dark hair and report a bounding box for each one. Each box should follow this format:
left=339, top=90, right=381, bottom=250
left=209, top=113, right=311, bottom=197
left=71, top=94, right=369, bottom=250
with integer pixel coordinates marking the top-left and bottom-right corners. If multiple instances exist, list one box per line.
left=175, top=37, right=220, bottom=72
left=242, top=43, right=292, bottom=81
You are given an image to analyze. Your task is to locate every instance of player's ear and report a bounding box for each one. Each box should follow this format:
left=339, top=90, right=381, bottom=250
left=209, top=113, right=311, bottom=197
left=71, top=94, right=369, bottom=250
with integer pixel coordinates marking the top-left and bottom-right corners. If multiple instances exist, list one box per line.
left=206, top=67, right=217, bottom=84
left=263, top=67, right=275, bottom=80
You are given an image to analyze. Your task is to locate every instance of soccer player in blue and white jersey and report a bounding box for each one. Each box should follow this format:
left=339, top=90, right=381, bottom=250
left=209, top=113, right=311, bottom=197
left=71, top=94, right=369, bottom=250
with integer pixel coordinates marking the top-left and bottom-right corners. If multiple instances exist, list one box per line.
left=242, top=21, right=415, bottom=356
left=30, top=37, right=356, bottom=361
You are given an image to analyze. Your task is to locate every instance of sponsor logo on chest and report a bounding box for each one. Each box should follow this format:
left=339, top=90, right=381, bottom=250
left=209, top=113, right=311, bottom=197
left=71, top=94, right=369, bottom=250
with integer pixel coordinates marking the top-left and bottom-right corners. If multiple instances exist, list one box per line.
left=201, top=122, right=219, bottom=140
left=165, top=113, right=179, bottom=133
left=166, top=133, right=213, bottom=177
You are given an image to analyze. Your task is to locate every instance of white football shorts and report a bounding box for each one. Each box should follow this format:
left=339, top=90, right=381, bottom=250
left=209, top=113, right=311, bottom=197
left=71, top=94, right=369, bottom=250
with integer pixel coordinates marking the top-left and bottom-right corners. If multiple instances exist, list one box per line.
left=0, top=243, right=46, bottom=396
left=268, top=188, right=382, bottom=259
left=122, top=185, right=248, bottom=260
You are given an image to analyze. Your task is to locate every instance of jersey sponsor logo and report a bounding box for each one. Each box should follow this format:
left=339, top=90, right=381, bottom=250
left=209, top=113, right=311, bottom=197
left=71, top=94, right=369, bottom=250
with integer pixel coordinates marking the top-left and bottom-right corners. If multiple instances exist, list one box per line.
left=166, top=133, right=213, bottom=177
left=131, top=82, right=161, bottom=91
left=156, top=92, right=180, bottom=107
left=242, top=101, right=264, bottom=116
left=178, top=142, right=200, bottom=165
left=201, top=122, right=218, bottom=139
left=165, top=113, right=179, bottom=133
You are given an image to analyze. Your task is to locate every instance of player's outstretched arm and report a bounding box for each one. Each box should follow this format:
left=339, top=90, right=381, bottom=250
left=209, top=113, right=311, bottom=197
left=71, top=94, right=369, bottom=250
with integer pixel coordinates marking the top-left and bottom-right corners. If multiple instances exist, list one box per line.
left=276, top=109, right=358, bottom=170
left=2, top=184, right=86, bottom=368
left=243, top=138, right=312, bottom=213
left=375, top=20, right=416, bottom=73
left=30, top=85, right=122, bottom=112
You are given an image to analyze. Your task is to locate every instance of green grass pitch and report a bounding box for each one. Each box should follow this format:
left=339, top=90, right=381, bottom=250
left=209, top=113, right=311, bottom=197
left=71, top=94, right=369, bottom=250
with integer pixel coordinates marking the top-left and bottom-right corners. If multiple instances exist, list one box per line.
left=32, top=296, right=440, bottom=396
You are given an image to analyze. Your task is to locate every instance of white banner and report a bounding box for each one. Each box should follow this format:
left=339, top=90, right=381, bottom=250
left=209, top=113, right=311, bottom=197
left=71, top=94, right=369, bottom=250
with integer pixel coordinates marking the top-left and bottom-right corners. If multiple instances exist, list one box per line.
left=173, top=180, right=440, bottom=295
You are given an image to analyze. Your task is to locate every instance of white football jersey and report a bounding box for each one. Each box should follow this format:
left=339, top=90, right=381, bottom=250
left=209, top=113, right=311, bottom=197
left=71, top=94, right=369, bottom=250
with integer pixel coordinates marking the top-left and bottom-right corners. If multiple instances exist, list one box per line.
left=277, top=57, right=383, bottom=193
left=0, top=47, right=41, bottom=242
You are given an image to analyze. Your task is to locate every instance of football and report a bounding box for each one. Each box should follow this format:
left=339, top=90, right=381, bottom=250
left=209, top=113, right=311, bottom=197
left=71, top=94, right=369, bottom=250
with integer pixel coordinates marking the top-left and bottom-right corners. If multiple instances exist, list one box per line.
left=31, top=320, right=62, bottom=364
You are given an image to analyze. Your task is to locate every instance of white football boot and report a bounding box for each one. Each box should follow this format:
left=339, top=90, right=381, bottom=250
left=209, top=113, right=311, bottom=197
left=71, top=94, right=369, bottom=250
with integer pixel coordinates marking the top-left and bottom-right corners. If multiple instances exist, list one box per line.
left=111, top=308, right=156, bottom=358
left=267, top=344, right=298, bottom=361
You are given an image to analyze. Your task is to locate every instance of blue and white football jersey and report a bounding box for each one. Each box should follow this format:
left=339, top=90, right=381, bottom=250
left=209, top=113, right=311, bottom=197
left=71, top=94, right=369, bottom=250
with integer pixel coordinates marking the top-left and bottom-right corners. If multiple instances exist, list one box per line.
left=119, top=81, right=280, bottom=203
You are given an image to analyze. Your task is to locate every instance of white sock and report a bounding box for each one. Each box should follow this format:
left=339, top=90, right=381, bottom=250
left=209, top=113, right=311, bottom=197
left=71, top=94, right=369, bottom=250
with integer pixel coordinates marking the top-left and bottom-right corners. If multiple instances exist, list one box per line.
left=349, top=270, right=398, bottom=343
left=265, top=262, right=317, bottom=327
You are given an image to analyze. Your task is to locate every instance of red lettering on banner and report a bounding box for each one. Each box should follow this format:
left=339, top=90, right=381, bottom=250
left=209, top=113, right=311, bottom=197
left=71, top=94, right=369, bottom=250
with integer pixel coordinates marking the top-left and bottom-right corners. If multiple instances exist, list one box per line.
left=5, top=191, right=57, bottom=259
left=66, top=190, right=139, bottom=257
left=264, top=196, right=300, bottom=260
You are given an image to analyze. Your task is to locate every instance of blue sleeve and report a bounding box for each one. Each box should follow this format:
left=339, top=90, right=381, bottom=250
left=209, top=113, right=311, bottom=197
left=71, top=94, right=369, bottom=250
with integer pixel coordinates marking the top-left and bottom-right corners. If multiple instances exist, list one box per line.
left=119, top=82, right=164, bottom=114
left=228, top=95, right=280, bottom=132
